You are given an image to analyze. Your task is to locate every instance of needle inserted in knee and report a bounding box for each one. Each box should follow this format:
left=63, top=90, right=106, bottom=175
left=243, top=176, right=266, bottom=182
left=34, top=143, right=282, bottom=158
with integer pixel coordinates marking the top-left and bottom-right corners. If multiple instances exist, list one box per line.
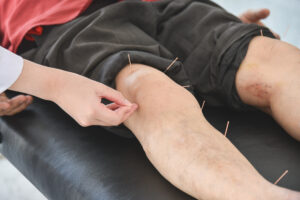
left=274, top=170, right=288, bottom=185
left=260, top=29, right=263, bottom=37
left=224, top=121, right=230, bottom=137
left=128, top=54, right=132, bottom=68
left=164, top=57, right=178, bottom=73
left=201, top=100, right=206, bottom=110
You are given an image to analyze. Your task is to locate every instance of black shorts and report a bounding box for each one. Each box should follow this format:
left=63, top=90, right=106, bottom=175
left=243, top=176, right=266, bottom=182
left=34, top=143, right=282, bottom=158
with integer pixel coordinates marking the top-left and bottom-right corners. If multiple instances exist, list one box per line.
left=22, top=0, right=275, bottom=137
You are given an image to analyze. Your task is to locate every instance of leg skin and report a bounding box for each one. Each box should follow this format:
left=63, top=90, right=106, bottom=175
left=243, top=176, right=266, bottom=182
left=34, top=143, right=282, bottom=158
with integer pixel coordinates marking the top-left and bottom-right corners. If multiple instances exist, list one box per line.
left=236, top=36, right=300, bottom=141
left=116, top=63, right=299, bottom=200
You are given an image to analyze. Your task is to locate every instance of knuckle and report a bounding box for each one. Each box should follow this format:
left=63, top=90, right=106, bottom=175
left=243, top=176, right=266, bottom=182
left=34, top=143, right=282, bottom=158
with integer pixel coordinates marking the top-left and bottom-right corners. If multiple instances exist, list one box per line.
left=85, top=108, right=97, bottom=119
left=80, top=123, right=89, bottom=127
left=112, top=119, right=122, bottom=126
left=89, top=109, right=97, bottom=117
left=103, top=86, right=113, bottom=94
left=115, top=91, right=123, bottom=98
left=78, top=119, right=91, bottom=127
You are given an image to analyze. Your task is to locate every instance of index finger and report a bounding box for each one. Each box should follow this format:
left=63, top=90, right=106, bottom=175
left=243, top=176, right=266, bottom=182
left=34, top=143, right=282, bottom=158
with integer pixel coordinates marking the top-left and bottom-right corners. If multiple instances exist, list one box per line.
left=247, top=9, right=270, bottom=22
left=100, top=87, right=132, bottom=106
left=96, top=103, right=133, bottom=126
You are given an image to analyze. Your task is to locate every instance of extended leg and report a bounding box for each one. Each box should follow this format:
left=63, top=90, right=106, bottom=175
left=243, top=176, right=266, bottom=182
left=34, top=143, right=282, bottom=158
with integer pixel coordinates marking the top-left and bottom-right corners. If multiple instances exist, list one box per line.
left=116, top=64, right=299, bottom=200
left=236, top=36, right=300, bottom=140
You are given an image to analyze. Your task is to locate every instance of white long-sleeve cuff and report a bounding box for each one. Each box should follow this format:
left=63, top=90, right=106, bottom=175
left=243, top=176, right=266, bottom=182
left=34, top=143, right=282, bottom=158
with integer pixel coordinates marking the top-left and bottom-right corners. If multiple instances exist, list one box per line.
left=0, top=46, right=23, bottom=93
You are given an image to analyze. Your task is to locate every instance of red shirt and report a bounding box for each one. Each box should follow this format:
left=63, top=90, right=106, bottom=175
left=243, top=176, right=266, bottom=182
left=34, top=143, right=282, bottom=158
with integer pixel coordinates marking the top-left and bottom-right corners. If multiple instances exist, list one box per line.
left=0, top=0, right=93, bottom=52
left=0, top=0, right=159, bottom=53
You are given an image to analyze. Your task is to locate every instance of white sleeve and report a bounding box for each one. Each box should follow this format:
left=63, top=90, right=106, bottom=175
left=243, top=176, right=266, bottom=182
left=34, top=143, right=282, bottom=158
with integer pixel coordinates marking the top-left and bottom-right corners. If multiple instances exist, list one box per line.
left=0, top=46, right=24, bottom=93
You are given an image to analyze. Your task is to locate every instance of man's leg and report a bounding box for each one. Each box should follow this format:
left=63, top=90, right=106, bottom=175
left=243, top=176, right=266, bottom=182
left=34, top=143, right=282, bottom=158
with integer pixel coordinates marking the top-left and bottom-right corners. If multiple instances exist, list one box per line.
left=116, top=64, right=300, bottom=200
left=236, top=36, right=300, bottom=141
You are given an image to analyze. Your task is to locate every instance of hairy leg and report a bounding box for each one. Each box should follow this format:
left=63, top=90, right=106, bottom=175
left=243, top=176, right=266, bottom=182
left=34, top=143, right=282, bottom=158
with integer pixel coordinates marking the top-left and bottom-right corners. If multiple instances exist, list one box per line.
left=236, top=36, right=300, bottom=140
left=116, top=64, right=299, bottom=200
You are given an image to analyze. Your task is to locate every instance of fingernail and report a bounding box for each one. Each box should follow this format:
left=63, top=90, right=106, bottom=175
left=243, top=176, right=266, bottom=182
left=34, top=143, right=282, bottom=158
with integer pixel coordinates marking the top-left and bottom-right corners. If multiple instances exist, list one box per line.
left=132, top=103, right=138, bottom=109
left=26, top=98, right=32, bottom=104
left=124, top=99, right=132, bottom=106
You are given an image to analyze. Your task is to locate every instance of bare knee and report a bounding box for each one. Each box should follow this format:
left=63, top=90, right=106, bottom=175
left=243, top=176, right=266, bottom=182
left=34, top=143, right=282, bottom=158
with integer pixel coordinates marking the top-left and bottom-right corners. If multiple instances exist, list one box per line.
left=116, top=62, right=201, bottom=117
left=116, top=63, right=171, bottom=102
left=115, top=63, right=204, bottom=142
left=236, top=36, right=300, bottom=109
left=115, top=63, right=181, bottom=138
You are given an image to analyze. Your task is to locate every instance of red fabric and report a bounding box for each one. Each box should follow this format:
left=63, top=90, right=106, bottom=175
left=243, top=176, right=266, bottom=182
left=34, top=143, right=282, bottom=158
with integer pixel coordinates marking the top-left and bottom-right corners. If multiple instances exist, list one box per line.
left=0, top=0, right=160, bottom=53
left=0, top=0, right=92, bottom=52
left=24, top=26, right=44, bottom=41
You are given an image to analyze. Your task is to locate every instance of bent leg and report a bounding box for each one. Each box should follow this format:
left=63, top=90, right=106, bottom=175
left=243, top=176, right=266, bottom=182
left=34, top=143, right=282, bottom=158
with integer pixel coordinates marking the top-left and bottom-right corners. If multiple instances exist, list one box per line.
left=236, top=36, right=300, bottom=140
left=116, top=64, right=299, bottom=200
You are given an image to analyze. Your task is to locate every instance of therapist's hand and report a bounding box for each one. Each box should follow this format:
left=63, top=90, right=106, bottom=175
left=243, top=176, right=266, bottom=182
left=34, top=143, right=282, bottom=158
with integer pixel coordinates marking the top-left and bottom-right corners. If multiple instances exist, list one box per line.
left=9, top=59, right=138, bottom=127
left=51, top=72, right=138, bottom=127
left=0, top=93, right=33, bottom=116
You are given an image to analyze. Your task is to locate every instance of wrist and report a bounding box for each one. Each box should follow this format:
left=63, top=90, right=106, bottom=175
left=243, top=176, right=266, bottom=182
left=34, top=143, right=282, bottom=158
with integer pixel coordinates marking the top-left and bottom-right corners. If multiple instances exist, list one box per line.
left=44, top=68, right=69, bottom=103
left=41, top=67, right=62, bottom=102
left=9, top=59, right=63, bottom=101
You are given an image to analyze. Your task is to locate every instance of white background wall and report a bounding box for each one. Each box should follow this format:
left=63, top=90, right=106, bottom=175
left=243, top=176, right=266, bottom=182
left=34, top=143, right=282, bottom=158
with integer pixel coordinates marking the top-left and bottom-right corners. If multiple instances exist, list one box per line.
left=213, top=0, right=300, bottom=48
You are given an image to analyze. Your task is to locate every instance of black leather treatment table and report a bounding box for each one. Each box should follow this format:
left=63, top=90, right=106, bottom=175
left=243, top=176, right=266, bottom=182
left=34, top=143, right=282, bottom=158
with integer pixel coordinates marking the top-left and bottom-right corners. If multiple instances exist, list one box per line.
left=0, top=94, right=299, bottom=200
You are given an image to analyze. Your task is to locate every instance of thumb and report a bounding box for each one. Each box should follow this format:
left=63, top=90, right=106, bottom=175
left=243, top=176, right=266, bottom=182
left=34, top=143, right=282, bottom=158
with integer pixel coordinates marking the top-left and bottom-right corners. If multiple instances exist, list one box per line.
left=100, top=86, right=132, bottom=106
left=241, top=9, right=270, bottom=23
left=256, top=8, right=270, bottom=20
left=247, top=9, right=270, bottom=22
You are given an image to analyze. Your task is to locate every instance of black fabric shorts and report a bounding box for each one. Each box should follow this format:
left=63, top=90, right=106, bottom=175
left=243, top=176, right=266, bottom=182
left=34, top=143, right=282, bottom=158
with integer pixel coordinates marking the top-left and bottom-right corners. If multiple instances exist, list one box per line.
left=21, top=0, right=275, bottom=137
